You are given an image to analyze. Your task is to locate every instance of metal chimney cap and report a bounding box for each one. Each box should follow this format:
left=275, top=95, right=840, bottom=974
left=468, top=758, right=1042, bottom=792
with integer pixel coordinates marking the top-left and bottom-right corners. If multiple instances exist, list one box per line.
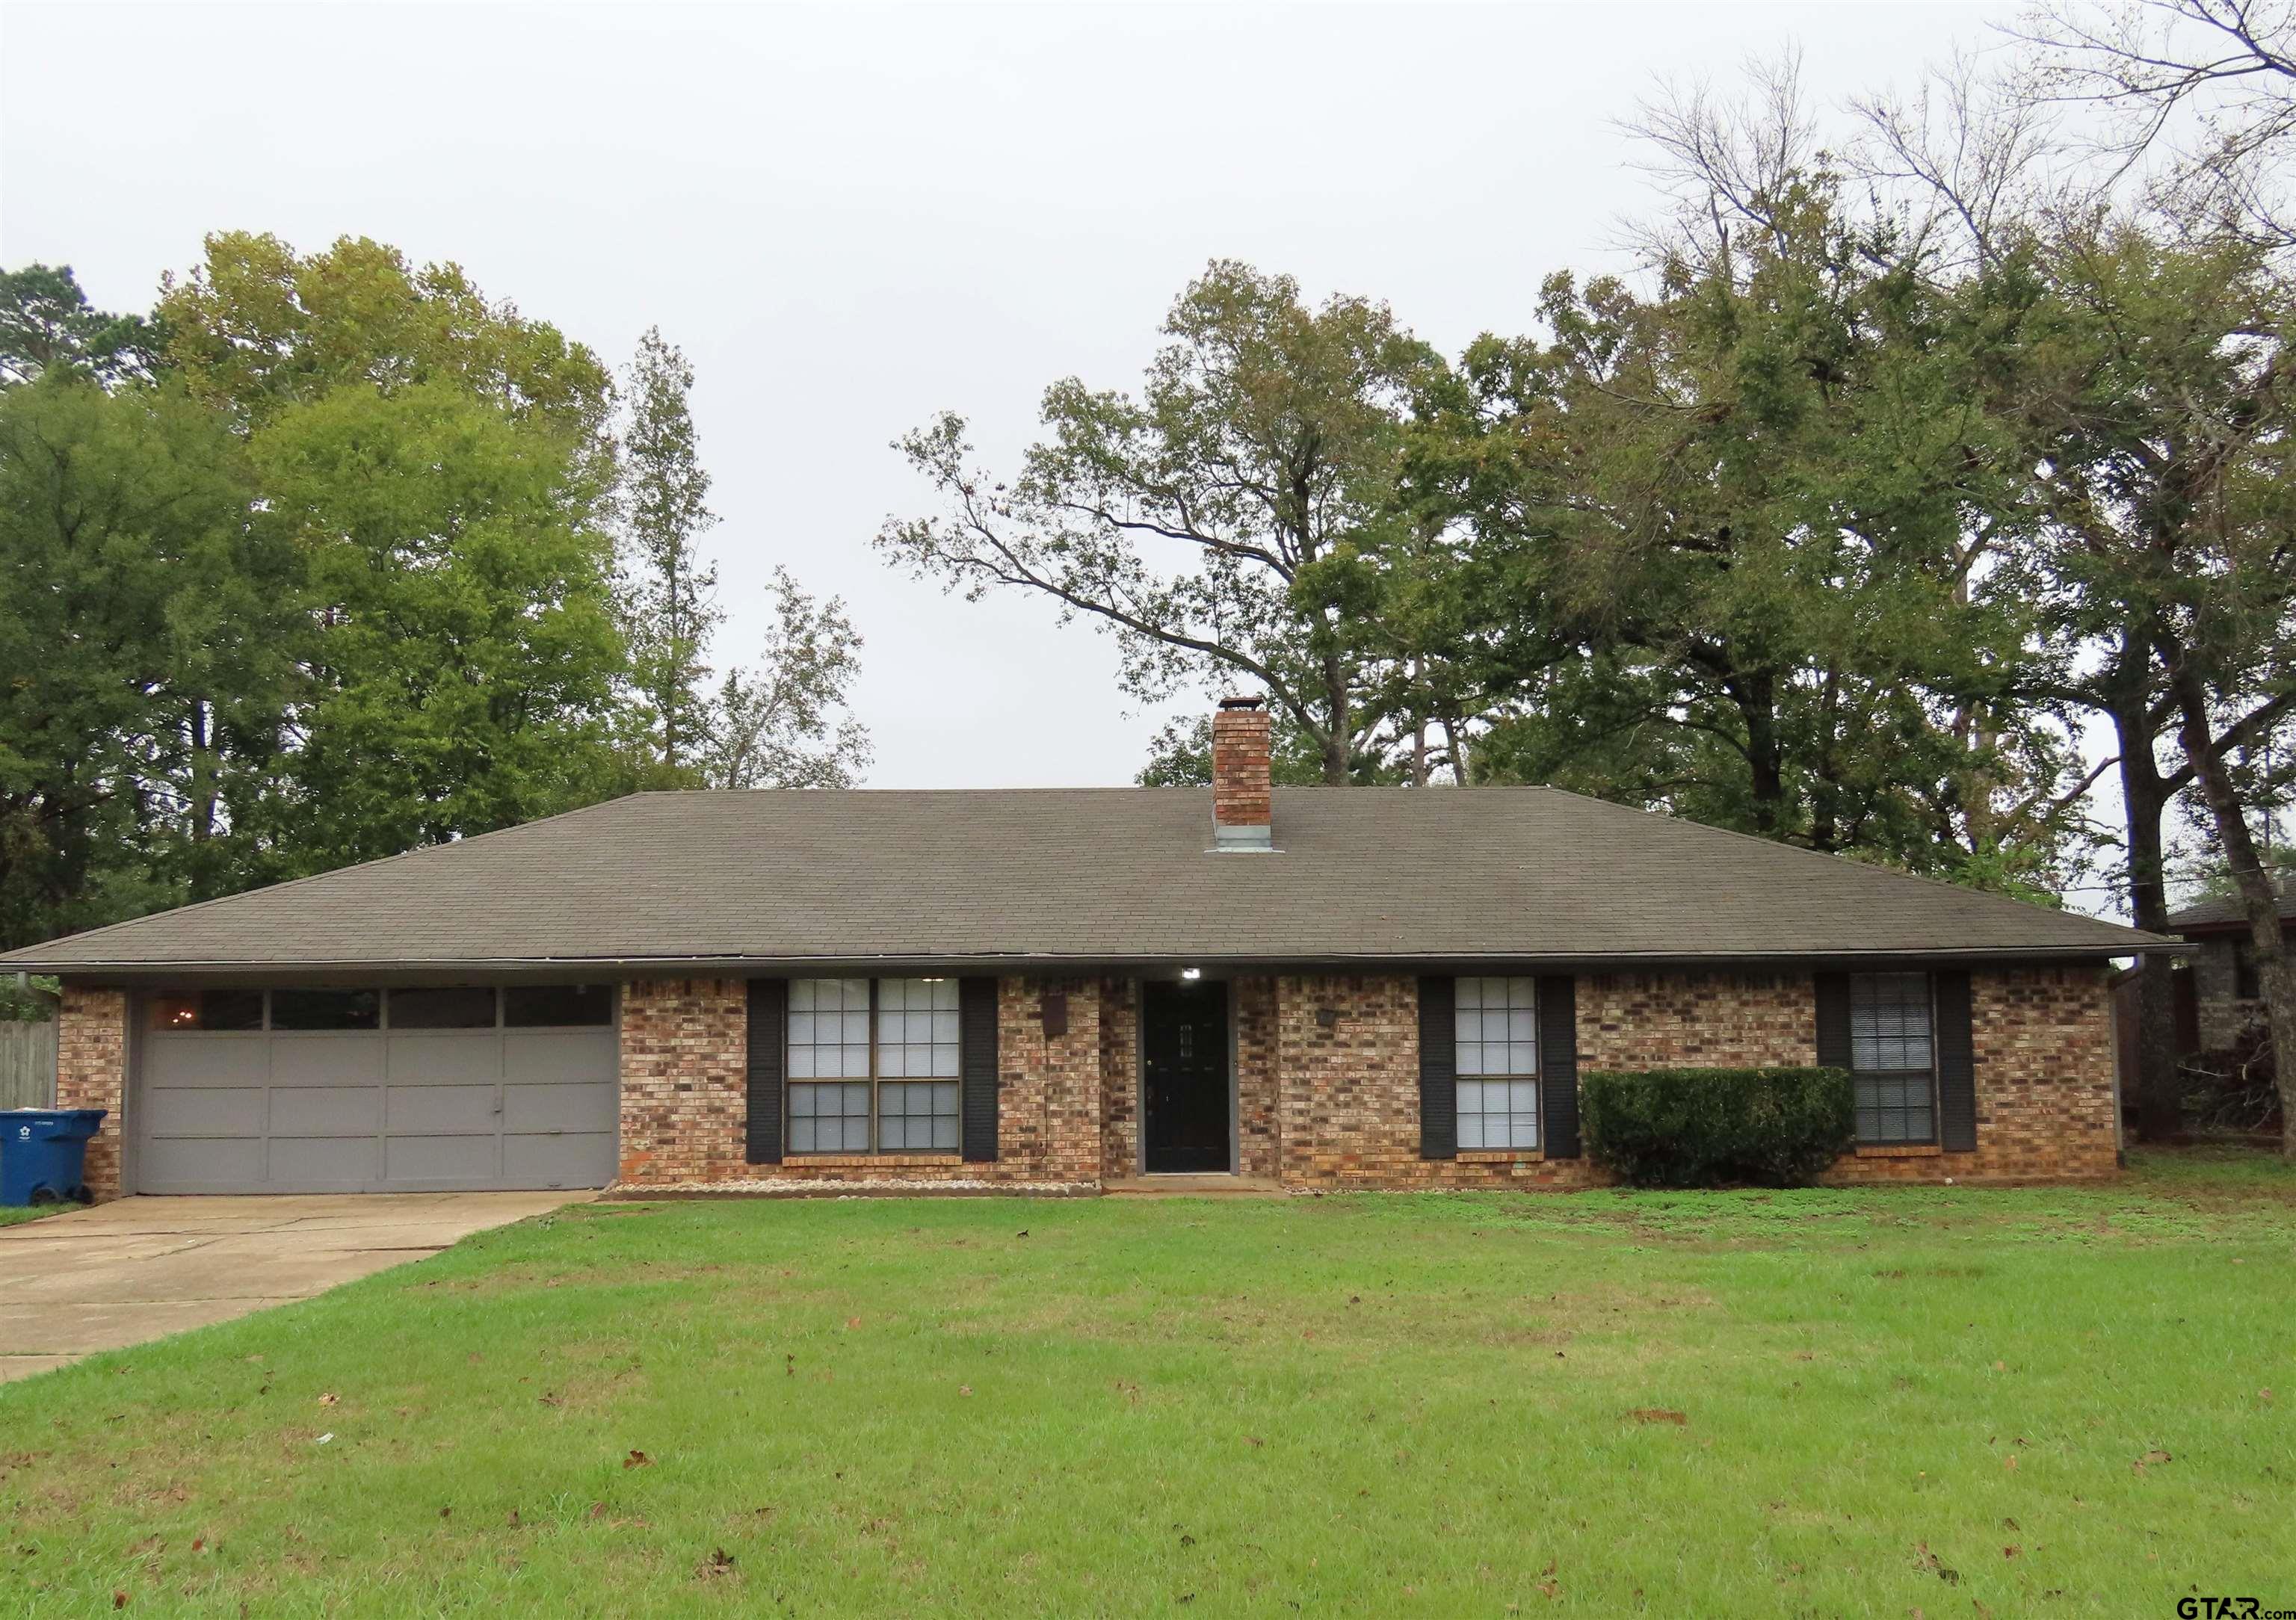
left=1217, top=694, right=1265, bottom=711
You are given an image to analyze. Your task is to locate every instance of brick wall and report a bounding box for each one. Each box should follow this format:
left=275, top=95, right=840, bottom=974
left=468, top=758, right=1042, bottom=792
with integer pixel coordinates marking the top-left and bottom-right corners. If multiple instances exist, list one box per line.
left=1578, top=971, right=1815, bottom=1069
left=1235, top=976, right=1280, bottom=1177
left=1265, top=974, right=1605, bottom=1190
left=53, top=986, right=128, bottom=1201
left=616, top=976, right=1103, bottom=1189
left=1098, top=977, right=1139, bottom=1179
left=2188, top=929, right=2292, bottom=1050
left=607, top=965, right=2116, bottom=1193
left=1211, top=705, right=1272, bottom=832
left=615, top=978, right=750, bottom=1187
left=1827, top=964, right=2117, bottom=1183
left=1258, top=968, right=2117, bottom=1190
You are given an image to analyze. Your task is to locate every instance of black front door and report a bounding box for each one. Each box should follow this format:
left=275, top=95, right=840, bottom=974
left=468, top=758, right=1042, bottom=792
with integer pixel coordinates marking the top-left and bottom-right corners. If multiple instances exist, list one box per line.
left=1143, top=979, right=1230, bottom=1173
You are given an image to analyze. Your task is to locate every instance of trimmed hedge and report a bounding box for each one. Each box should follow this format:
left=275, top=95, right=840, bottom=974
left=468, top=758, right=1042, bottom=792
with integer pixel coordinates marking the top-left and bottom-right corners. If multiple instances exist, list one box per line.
left=1580, top=1066, right=1856, bottom=1188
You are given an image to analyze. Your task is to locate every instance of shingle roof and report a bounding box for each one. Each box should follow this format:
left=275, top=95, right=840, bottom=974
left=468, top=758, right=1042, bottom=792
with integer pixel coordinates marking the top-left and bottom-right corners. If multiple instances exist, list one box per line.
left=0, top=787, right=2168, bottom=974
left=2167, top=879, right=2296, bottom=931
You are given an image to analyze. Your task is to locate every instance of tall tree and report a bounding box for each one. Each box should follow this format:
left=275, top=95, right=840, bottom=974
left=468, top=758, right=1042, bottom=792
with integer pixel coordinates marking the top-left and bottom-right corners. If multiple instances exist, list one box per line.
left=156, top=233, right=630, bottom=877
left=1410, top=173, right=2080, bottom=889
left=617, top=327, right=723, bottom=778
left=880, top=260, right=1442, bottom=784
left=0, top=373, right=291, bottom=946
left=2008, top=223, right=2296, bottom=1151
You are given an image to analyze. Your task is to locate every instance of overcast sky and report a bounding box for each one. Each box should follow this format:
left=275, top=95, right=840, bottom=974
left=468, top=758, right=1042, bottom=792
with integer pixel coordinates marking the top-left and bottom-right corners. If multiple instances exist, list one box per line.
left=3, top=0, right=2015, bottom=789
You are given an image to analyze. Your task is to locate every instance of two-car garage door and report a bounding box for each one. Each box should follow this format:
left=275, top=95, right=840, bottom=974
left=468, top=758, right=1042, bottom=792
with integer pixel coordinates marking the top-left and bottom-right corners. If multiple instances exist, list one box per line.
left=134, top=986, right=617, bottom=1194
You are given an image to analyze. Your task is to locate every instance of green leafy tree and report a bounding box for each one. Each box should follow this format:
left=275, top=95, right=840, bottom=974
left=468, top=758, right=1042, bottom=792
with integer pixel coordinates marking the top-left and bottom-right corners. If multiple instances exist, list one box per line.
left=155, top=233, right=629, bottom=875
left=0, top=264, right=155, bottom=388
left=617, top=327, right=723, bottom=779
left=880, top=261, right=1442, bottom=784
left=1410, top=177, right=2077, bottom=889
left=0, top=374, right=292, bottom=946
left=2005, top=223, right=2296, bottom=1151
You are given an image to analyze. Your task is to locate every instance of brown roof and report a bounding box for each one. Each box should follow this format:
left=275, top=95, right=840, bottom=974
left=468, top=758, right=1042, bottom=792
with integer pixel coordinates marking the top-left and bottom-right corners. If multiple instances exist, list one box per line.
left=2167, top=879, right=2296, bottom=931
left=0, top=787, right=2169, bottom=975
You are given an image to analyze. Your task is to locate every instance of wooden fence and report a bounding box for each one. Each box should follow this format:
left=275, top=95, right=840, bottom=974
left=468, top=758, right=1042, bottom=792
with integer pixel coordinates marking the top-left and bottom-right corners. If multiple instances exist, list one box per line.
left=0, top=1018, right=58, bottom=1110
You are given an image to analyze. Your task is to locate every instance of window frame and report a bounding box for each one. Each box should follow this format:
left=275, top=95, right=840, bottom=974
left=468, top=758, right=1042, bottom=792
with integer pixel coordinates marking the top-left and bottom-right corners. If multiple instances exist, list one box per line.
left=1453, top=975, right=1541, bottom=1152
left=1848, top=970, right=1940, bottom=1147
left=786, top=977, right=962, bottom=1156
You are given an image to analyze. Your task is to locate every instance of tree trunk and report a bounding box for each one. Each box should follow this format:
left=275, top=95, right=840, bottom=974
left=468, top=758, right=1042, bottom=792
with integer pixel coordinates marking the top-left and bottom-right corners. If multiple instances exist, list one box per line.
left=1321, top=651, right=1350, bottom=785
left=2166, top=658, right=2296, bottom=1160
left=2111, top=690, right=2182, bottom=1144
left=1734, top=671, right=1786, bottom=837
left=1441, top=716, right=1471, bottom=786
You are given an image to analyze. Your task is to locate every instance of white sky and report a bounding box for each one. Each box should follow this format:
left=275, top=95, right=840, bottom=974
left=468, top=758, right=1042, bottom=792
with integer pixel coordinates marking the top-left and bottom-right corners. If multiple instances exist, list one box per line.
left=2, top=0, right=2017, bottom=791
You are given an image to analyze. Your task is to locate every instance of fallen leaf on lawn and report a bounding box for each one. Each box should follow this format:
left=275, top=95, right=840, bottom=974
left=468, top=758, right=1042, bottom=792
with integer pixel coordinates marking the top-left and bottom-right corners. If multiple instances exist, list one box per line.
left=1244, top=1436, right=1264, bottom=1447
left=1537, top=1579, right=1561, bottom=1600
left=695, top=1547, right=736, bottom=1580
left=2003, top=1545, right=2021, bottom=1558
left=1993, top=1361, right=2006, bottom=1372
left=538, top=1392, right=562, bottom=1408
left=318, top=1393, right=337, bottom=1406
left=190, top=1539, right=205, bottom=1553
left=439, top=1509, right=451, bottom=1521
left=315, top=1434, right=333, bottom=1446
left=1629, top=1409, right=1688, bottom=1426
left=959, top=1385, right=972, bottom=1397
left=2261, top=1389, right=2274, bottom=1405
left=112, top=1593, right=126, bottom=1610
left=1015, top=1230, right=1028, bottom=1238
left=505, top=1510, right=521, bottom=1529
left=2133, top=1449, right=2172, bottom=1474
left=845, top=1317, right=862, bottom=1329
left=2002, top=1454, right=2016, bottom=1471
left=624, top=1450, right=651, bottom=1469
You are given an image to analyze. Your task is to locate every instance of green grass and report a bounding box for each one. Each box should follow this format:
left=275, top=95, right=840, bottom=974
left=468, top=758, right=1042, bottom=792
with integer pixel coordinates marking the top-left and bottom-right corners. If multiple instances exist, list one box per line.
left=0, top=1202, right=71, bottom=1228
left=4, top=1150, right=2293, bottom=1616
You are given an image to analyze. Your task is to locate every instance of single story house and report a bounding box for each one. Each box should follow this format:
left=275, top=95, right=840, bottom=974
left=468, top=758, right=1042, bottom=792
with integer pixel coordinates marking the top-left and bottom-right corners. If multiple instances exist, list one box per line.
left=2167, top=881, right=2295, bottom=1051
left=1, top=699, right=2166, bottom=1199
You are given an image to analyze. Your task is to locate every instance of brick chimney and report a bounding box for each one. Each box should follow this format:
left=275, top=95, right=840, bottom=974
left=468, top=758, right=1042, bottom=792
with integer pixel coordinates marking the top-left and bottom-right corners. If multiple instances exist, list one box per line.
left=1211, top=695, right=1274, bottom=850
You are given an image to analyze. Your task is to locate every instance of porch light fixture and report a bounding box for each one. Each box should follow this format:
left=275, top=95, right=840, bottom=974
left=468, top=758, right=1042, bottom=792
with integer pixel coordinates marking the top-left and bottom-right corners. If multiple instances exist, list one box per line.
left=1181, top=968, right=1203, bottom=980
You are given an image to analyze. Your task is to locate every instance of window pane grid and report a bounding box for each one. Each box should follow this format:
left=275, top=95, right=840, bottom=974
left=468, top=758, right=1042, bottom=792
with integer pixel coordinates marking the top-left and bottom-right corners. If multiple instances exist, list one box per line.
left=1454, top=978, right=1538, bottom=1149
left=1848, top=972, right=1937, bottom=1145
left=786, top=979, right=963, bottom=1153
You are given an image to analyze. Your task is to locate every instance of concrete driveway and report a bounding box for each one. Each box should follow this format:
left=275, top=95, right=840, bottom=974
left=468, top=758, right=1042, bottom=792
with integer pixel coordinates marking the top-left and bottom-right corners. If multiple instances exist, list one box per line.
left=0, top=1192, right=586, bottom=1384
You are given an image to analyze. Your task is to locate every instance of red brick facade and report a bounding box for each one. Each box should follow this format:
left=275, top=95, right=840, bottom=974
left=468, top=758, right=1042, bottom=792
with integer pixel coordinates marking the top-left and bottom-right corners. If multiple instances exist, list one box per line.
left=46, top=964, right=2118, bottom=1201
left=52, top=986, right=128, bottom=1201
left=603, top=965, right=2118, bottom=1193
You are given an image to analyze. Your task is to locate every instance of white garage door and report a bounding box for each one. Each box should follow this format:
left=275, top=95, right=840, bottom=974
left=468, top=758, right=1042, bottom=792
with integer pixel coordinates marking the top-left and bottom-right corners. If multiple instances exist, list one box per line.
left=134, top=985, right=617, bottom=1193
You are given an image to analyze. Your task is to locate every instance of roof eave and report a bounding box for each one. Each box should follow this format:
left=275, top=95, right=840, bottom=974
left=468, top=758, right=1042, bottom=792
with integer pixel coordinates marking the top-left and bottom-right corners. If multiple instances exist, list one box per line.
left=12, top=940, right=2183, bottom=983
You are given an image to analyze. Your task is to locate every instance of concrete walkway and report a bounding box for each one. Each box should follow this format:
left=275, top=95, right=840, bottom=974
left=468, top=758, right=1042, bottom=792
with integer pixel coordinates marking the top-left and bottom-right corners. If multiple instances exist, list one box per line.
left=0, top=1192, right=585, bottom=1384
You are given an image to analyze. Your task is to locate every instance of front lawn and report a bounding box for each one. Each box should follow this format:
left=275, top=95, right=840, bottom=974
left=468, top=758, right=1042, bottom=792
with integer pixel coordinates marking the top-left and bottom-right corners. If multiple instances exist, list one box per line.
left=4, top=1151, right=2292, bottom=1616
left=0, top=1203, right=71, bottom=1228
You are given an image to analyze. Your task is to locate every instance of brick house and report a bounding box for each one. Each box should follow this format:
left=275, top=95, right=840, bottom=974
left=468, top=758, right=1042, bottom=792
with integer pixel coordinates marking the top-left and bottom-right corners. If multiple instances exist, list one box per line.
left=1, top=699, right=2164, bottom=1200
left=2167, top=882, right=2295, bottom=1052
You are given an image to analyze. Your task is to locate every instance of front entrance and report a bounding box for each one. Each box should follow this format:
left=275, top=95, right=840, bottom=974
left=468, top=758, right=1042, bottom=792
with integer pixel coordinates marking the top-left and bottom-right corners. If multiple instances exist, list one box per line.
left=1142, top=979, right=1230, bottom=1173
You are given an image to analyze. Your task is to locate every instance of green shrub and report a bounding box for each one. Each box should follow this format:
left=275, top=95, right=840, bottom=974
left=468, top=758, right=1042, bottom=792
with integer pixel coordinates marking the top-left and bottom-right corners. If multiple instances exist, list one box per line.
left=1580, top=1066, right=1855, bottom=1188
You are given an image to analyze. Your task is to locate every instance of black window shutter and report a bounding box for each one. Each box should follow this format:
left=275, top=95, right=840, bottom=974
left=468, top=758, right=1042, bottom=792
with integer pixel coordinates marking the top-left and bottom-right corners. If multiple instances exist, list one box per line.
left=1419, top=976, right=1457, bottom=1160
left=1934, top=970, right=1977, bottom=1151
left=745, top=978, right=786, bottom=1165
left=1537, top=974, right=1581, bottom=1158
left=960, top=977, right=999, bottom=1162
left=1814, top=971, right=1852, bottom=1071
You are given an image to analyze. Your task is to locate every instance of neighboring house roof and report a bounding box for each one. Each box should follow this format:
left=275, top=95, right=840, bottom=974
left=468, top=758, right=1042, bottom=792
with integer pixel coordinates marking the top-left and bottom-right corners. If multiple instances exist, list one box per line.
left=2166, top=878, right=2296, bottom=933
left=0, top=787, right=2171, bottom=976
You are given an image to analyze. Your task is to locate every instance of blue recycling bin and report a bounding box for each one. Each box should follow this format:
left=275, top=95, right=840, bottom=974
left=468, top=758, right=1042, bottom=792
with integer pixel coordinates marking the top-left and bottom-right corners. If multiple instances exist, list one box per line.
left=0, top=1109, right=107, bottom=1205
